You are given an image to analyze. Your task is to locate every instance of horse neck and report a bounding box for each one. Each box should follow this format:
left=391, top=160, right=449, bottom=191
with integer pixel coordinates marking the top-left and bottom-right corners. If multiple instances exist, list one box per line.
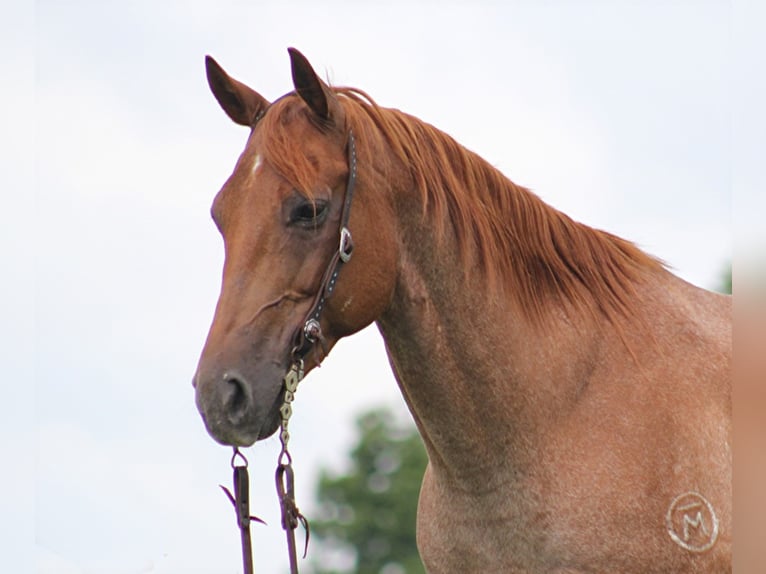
left=376, top=185, right=610, bottom=491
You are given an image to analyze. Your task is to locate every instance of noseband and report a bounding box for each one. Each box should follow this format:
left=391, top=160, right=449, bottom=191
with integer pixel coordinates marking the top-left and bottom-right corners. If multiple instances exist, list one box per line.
left=222, top=130, right=358, bottom=574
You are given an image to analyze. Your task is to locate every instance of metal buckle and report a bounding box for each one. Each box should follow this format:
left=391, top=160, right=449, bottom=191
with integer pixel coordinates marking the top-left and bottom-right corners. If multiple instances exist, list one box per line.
left=303, top=318, right=321, bottom=343
left=338, top=227, right=353, bottom=263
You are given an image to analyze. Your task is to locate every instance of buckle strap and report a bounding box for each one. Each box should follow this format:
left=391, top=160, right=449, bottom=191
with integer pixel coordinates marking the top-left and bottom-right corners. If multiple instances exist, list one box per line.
left=220, top=450, right=266, bottom=574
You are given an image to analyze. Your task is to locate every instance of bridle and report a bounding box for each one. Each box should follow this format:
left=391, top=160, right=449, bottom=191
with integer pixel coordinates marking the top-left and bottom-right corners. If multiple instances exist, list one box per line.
left=221, top=130, right=358, bottom=574
left=290, top=129, right=357, bottom=363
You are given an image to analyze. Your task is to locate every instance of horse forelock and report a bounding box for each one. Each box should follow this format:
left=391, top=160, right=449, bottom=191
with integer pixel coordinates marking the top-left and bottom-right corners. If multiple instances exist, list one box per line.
left=252, top=96, right=326, bottom=201
left=257, top=86, right=664, bottom=328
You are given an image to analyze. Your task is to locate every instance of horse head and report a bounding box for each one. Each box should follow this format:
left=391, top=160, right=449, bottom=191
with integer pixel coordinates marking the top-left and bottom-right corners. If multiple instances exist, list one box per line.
left=193, top=49, right=397, bottom=446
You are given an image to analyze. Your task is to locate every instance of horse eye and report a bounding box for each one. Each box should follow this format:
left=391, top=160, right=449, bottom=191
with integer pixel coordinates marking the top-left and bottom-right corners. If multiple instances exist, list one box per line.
left=290, top=200, right=329, bottom=226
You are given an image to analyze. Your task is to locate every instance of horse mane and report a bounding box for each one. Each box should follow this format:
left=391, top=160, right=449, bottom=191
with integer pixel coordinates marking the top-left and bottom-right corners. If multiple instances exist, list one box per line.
left=260, top=88, right=663, bottom=327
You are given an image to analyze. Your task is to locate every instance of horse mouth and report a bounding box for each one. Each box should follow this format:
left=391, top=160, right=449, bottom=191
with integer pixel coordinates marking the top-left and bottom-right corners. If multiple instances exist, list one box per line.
left=195, top=377, right=285, bottom=447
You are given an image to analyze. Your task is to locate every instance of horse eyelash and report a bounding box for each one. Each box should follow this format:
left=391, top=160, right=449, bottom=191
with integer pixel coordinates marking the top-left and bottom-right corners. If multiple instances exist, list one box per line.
left=290, top=199, right=329, bottom=225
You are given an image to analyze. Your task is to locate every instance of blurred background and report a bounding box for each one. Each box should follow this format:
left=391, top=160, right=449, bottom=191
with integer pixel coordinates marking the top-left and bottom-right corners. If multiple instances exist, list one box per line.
left=3, top=1, right=762, bottom=572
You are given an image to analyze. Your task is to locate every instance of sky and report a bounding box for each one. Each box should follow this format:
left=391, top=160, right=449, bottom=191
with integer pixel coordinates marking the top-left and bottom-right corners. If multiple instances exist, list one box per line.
left=2, top=1, right=763, bottom=573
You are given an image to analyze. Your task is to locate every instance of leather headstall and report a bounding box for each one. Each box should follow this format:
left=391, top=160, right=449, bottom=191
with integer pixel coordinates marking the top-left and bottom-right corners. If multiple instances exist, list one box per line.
left=289, top=130, right=358, bottom=363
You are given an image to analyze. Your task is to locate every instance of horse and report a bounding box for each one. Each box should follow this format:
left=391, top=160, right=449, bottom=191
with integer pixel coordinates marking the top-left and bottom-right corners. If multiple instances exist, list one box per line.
left=193, top=48, right=731, bottom=573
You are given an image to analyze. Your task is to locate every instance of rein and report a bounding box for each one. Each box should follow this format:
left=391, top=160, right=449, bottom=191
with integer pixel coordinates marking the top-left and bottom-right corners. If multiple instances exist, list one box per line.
left=221, top=131, right=357, bottom=574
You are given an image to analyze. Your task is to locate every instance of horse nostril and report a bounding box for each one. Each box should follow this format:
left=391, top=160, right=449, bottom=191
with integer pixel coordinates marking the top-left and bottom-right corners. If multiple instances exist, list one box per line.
left=223, top=373, right=250, bottom=423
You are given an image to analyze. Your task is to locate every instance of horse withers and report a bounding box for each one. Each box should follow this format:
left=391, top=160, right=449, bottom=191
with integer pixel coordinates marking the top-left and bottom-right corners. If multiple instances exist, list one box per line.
left=193, top=49, right=731, bottom=573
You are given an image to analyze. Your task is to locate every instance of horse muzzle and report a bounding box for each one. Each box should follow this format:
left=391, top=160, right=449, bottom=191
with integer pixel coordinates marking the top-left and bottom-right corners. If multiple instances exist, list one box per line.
left=193, top=364, right=284, bottom=446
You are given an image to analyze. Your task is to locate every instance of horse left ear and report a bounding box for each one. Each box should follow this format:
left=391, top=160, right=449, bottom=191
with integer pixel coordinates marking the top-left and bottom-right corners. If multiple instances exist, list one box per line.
left=288, top=47, right=337, bottom=122
left=205, top=55, right=270, bottom=127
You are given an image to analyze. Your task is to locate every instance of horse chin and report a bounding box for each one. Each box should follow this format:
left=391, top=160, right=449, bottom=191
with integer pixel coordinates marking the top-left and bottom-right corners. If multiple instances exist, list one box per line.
left=257, top=410, right=282, bottom=441
left=256, top=402, right=284, bottom=441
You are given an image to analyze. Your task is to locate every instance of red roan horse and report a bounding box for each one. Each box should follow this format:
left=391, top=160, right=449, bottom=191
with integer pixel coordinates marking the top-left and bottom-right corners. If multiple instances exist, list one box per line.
left=194, top=49, right=731, bottom=572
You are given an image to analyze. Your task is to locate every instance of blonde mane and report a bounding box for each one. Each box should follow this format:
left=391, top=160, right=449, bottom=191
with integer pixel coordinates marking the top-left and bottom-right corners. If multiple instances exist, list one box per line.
left=259, top=88, right=663, bottom=327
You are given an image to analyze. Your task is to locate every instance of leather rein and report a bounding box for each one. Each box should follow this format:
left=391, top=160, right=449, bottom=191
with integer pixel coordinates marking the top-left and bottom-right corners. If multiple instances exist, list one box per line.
left=221, top=130, right=358, bottom=574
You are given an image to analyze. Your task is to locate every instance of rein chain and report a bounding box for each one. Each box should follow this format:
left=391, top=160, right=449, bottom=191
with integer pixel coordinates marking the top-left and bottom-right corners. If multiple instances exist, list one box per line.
left=221, top=131, right=357, bottom=574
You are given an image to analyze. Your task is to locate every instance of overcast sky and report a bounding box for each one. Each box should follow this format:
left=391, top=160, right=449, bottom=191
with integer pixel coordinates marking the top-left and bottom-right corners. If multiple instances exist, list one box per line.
left=2, top=1, right=763, bottom=573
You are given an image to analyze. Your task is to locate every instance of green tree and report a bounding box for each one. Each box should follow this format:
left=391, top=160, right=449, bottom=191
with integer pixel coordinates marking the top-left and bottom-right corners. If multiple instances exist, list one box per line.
left=310, top=408, right=428, bottom=574
left=719, top=264, right=732, bottom=294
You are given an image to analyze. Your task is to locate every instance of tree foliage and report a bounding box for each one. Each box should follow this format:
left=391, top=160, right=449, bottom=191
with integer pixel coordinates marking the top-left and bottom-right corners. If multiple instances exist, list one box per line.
left=719, top=264, right=732, bottom=294
left=310, top=408, right=428, bottom=574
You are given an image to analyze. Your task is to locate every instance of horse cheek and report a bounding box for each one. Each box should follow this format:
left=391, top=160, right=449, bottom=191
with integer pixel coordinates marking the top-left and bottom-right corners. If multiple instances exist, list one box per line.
left=331, top=227, right=397, bottom=337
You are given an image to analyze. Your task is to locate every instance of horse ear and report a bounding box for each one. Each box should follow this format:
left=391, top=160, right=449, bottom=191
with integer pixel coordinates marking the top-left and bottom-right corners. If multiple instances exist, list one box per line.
left=288, top=47, right=336, bottom=122
left=205, top=55, right=269, bottom=127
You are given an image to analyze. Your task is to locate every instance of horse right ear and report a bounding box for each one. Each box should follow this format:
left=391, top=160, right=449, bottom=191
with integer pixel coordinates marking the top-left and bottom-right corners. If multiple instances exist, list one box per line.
left=288, top=47, right=344, bottom=125
left=205, top=56, right=269, bottom=127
